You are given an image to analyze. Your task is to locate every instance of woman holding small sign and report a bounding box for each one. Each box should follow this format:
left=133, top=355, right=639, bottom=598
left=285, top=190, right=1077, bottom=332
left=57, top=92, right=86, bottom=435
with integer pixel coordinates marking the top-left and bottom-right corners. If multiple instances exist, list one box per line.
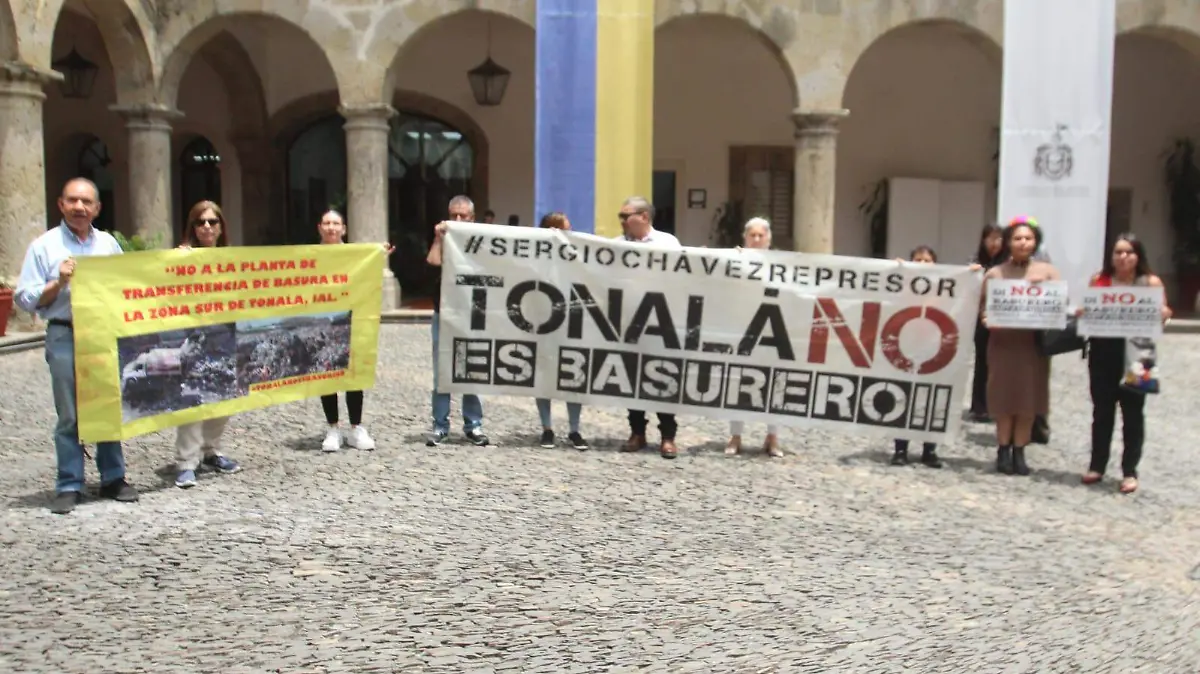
left=980, top=217, right=1060, bottom=477
left=1079, top=233, right=1171, bottom=494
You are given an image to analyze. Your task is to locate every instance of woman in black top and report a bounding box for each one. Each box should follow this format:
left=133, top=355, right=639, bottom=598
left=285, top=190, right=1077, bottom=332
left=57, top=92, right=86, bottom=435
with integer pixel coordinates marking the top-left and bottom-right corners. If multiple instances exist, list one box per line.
left=968, top=224, right=1003, bottom=421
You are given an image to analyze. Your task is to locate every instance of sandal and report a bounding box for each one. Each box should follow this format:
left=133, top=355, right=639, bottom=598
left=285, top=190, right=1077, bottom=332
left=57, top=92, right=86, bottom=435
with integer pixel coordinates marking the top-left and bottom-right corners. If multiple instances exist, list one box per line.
left=1119, top=477, right=1138, bottom=494
left=1081, top=471, right=1103, bottom=485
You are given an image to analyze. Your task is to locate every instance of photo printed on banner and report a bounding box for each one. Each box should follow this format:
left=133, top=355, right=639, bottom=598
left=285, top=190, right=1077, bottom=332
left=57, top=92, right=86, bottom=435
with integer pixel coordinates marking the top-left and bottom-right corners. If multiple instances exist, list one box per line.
left=235, top=310, right=352, bottom=391
left=117, top=323, right=242, bottom=423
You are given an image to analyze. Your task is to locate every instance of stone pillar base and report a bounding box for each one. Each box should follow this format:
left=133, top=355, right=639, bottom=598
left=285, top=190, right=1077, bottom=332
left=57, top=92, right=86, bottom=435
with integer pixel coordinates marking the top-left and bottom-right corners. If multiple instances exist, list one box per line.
left=382, top=269, right=401, bottom=311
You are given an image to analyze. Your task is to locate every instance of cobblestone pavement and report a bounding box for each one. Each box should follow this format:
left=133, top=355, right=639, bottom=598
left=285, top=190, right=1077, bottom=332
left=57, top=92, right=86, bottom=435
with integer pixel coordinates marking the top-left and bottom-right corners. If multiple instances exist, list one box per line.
left=1, top=325, right=1198, bottom=673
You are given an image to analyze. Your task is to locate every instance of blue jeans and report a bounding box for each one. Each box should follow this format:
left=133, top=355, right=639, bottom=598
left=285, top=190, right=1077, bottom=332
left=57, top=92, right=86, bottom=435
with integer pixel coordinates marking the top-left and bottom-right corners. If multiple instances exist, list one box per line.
left=430, top=312, right=483, bottom=433
left=46, top=324, right=125, bottom=493
left=536, top=398, right=581, bottom=433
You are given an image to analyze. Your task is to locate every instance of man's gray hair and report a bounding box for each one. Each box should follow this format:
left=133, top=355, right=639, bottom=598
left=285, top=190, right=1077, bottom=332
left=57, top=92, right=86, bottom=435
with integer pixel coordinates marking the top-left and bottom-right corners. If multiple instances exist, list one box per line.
left=449, top=194, right=475, bottom=215
left=63, top=177, right=100, bottom=202
left=622, top=196, right=655, bottom=222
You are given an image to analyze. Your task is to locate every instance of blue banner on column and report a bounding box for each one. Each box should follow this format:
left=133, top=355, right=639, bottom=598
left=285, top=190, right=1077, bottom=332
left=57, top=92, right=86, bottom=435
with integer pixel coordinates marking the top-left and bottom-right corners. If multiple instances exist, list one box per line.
left=534, top=0, right=598, bottom=233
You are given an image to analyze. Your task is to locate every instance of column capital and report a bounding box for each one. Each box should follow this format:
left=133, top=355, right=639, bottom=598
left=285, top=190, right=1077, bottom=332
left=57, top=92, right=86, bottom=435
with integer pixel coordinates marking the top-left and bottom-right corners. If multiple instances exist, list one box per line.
left=0, top=62, right=61, bottom=98
left=339, top=103, right=396, bottom=131
left=110, top=103, right=184, bottom=131
left=792, top=109, right=849, bottom=138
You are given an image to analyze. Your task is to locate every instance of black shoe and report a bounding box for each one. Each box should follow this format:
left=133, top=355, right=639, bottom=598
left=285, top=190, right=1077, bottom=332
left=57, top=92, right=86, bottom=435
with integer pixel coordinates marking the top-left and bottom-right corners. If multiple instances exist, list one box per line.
left=426, top=430, right=448, bottom=447
left=99, top=479, right=139, bottom=502
left=465, top=429, right=490, bottom=447
left=890, top=449, right=908, bottom=466
left=50, top=491, right=82, bottom=515
left=539, top=429, right=555, bottom=448
left=921, top=449, right=944, bottom=469
left=1012, top=446, right=1030, bottom=476
left=568, top=432, right=589, bottom=451
left=996, top=446, right=1014, bottom=475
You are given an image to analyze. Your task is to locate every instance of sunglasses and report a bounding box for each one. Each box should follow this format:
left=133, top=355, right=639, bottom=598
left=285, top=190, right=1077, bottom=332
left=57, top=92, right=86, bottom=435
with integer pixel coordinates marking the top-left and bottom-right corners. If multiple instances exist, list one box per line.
left=195, top=218, right=221, bottom=226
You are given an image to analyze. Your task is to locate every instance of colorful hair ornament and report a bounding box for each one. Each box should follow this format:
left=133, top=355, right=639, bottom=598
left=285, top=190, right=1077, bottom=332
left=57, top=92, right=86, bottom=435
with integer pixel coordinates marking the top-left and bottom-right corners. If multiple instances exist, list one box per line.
left=1008, top=215, right=1039, bottom=229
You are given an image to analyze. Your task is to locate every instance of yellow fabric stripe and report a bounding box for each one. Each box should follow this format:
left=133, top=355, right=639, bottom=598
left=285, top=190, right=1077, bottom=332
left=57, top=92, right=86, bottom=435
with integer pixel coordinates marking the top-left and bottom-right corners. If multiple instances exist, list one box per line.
left=594, top=0, right=654, bottom=239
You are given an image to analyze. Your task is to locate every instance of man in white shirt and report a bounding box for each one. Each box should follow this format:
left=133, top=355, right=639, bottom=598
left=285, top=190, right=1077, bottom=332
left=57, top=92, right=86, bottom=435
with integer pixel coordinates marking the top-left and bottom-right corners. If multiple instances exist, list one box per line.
left=14, top=178, right=138, bottom=514
left=614, top=196, right=682, bottom=458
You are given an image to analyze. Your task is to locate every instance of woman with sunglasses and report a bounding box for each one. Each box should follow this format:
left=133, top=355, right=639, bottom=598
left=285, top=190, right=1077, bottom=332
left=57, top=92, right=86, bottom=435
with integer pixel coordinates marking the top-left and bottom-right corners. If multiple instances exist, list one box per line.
left=172, top=201, right=242, bottom=488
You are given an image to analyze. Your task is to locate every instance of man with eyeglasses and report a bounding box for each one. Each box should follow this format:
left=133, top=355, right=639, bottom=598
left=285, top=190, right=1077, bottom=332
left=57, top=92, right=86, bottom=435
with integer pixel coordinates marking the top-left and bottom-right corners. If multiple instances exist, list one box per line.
left=15, top=178, right=138, bottom=514
left=615, top=196, right=683, bottom=459
left=424, top=195, right=488, bottom=447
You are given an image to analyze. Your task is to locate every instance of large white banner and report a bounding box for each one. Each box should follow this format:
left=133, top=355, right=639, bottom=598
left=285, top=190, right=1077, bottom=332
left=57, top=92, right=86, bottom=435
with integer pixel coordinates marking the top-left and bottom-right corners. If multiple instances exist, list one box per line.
left=997, top=0, right=1116, bottom=304
left=437, top=223, right=983, bottom=442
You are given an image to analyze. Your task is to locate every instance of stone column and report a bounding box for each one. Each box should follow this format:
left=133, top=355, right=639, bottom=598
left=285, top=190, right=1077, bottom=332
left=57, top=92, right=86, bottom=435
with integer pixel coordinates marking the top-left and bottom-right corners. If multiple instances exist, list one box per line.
left=111, top=104, right=182, bottom=247
left=232, top=135, right=272, bottom=246
left=792, top=109, right=849, bottom=254
left=0, top=63, right=59, bottom=331
left=340, top=103, right=400, bottom=310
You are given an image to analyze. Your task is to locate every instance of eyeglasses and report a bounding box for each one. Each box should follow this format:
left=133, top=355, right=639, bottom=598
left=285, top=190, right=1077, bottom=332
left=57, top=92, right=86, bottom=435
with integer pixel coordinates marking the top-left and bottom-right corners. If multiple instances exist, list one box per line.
left=618, top=211, right=643, bottom=222
left=195, top=218, right=220, bottom=226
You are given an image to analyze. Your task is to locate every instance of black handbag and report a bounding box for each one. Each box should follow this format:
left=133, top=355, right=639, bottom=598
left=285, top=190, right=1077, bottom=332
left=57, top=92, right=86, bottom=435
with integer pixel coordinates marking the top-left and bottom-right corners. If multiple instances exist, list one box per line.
left=1035, top=316, right=1086, bottom=358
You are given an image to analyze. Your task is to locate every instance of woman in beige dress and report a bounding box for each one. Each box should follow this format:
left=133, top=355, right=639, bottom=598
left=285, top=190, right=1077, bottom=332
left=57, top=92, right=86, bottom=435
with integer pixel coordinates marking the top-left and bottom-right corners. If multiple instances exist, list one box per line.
left=981, top=217, right=1060, bottom=476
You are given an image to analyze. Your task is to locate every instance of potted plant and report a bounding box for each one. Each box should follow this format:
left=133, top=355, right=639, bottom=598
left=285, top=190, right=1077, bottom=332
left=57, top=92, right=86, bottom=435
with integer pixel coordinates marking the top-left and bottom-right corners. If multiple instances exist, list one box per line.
left=0, top=277, right=15, bottom=338
left=113, top=231, right=166, bottom=252
left=709, top=201, right=744, bottom=249
left=1165, top=138, right=1200, bottom=309
left=860, top=179, right=889, bottom=258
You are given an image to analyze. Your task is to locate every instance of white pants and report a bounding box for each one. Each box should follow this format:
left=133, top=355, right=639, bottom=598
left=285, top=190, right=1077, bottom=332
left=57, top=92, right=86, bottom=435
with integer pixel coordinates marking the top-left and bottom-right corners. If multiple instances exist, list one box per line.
left=729, top=420, right=779, bottom=436
left=175, top=416, right=231, bottom=471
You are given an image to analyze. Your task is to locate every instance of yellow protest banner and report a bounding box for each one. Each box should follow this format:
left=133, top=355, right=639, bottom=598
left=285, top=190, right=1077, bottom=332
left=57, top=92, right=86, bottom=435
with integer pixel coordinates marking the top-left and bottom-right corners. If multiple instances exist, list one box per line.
left=72, top=244, right=384, bottom=442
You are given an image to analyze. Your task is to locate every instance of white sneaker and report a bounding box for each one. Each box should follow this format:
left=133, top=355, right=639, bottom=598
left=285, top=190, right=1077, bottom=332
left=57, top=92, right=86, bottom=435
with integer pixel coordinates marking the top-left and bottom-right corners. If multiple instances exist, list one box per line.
left=322, top=427, right=342, bottom=452
left=346, top=425, right=375, bottom=450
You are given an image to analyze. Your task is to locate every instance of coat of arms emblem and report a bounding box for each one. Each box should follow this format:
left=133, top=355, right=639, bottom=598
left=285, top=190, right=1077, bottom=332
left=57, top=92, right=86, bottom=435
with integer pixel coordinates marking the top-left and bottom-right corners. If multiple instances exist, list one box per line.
left=1034, top=123, right=1073, bottom=181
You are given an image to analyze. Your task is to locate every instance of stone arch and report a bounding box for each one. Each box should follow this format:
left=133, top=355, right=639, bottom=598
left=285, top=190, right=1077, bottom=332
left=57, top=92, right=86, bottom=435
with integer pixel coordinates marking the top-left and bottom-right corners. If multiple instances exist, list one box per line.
left=369, top=2, right=536, bottom=101
left=837, top=18, right=1003, bottom=258
left=0, top=0, right=16, bottom=61
left=1117, top=0, right=1200, bottom=42
left=1109, top=23, right=1200, bottom=293
left=157, top=1, right=349, bottom=108
left=44, top=0, right=155, bottom=101
left=656, top=10, right=800, bottom=109
left=842, top=18, right=1001, bottom=106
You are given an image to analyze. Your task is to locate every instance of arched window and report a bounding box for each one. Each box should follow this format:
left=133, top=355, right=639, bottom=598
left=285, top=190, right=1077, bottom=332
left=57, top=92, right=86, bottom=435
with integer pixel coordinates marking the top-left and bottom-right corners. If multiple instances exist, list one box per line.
left=77, top=137, right=115, bottom=232
left=179, top=137, right=222, bottom=227
left=287, top=111, right=475, bottom=299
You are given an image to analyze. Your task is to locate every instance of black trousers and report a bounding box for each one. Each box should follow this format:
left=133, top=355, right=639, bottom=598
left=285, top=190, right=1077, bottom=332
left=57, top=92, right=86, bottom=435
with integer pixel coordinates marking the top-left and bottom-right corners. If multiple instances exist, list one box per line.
left=1088, top=339, right=1145, bottom=477
left=970, top=320, right=989, bottom=414
left=321, top=391, right=364, bottom=426
left=628, top=410, right=676, bottom=440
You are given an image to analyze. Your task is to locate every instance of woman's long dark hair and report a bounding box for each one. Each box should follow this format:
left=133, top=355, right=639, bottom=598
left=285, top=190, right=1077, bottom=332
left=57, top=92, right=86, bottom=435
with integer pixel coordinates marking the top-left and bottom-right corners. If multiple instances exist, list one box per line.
left=1100, top=232, right=1152, bottom=279
left=183, top=200, right=229, bottom=248
left=998, top=222, right=1043, bottom=264
left=974, top=223, right=1003, bottom=266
